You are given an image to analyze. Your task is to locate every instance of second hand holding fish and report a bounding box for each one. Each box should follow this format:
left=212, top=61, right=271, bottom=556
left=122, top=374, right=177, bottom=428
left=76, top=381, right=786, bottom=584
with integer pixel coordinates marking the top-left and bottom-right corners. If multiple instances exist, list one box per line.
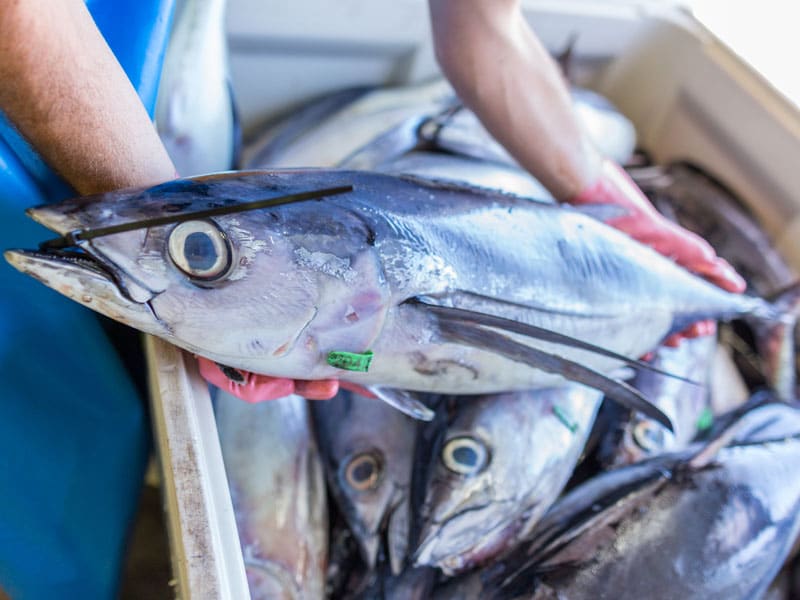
left=197, top=356, right=339, bottom=401
left=569, top=158, right=747, bottom=347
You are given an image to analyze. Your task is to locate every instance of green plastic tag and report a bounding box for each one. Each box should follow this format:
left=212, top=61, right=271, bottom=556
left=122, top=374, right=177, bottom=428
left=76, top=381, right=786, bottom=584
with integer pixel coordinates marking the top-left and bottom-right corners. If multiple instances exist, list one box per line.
left=327, top=350, right=374, bottom=372
left=696, top=407, right=714, bottom=431
left=553, top=405, right=578, bottom=434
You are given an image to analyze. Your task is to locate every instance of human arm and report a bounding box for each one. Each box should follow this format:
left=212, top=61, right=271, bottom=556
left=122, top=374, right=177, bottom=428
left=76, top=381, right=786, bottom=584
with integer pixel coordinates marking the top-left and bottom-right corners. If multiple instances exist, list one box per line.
left=0, top=0, right=337, bottom=400
left=0, top=0, right=176, bottom=193
left=427, top=0, right=745, bottom=297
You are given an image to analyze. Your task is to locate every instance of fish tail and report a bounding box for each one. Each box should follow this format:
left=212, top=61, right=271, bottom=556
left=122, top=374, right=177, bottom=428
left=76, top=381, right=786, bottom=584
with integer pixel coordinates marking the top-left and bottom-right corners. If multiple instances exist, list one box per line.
left=746, top=281, right=800, bottom=401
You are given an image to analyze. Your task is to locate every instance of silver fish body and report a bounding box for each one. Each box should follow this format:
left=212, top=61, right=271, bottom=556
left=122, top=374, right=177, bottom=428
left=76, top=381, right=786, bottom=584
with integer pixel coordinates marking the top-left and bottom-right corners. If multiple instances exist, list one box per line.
left=245, top=80, right=634, bottom=178
left=156, top=0, right=238, bottom=175
left=438, top=403, right=800, bottom=600
left=243, top=79, right=456, bottom=170
left=413, top=384, right=603, bottom=575
left=378, top=151, right=554, bottom=202
left=215, top=393, right=327, bottom=599
left=312, top=389, right=418, bottom=574
left=5, top=170, right=785, bottom=397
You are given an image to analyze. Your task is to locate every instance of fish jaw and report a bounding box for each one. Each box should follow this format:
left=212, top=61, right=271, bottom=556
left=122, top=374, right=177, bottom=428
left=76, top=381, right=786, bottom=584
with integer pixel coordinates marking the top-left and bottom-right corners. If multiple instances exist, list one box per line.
left=413, top=504, right=519, bottom=575
left=4, top=249, right=168, bottom=336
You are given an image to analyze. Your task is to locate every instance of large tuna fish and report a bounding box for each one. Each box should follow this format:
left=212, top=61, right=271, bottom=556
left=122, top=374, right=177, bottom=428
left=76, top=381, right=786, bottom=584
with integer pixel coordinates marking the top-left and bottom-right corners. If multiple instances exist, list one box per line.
left=5, top=170, right=799, bottom=424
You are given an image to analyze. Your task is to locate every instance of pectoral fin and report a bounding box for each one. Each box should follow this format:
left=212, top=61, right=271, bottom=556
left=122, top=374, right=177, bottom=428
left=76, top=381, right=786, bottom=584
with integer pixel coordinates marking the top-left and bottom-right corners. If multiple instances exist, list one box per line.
left=436, top=318, right=674, bottom=432
left=369, top=386, right=435, bottom=422
left=414, top=298, right=697, bottom=385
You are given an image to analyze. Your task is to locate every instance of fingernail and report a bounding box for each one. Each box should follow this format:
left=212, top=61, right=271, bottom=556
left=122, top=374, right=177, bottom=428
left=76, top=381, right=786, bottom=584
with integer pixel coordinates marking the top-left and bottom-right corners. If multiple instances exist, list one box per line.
left=217, top=362, right=245, bottom=384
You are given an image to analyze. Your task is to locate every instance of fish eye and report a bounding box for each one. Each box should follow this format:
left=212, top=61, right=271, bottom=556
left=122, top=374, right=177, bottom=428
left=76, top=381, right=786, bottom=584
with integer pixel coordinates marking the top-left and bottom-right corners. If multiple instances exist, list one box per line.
left=442, top=436, right=489, bottom=476
left=167, top=220, right=231, bottom=280
left=343, top=452, right=383, bottom=492
left=632, top=419, right=667, bottom=453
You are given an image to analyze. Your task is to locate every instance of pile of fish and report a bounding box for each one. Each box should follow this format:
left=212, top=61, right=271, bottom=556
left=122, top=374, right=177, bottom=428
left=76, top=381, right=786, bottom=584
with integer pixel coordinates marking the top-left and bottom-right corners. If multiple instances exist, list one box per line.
left=6, top=68, right=800, bottom=597
left=214, top=85, right=800, bottom=599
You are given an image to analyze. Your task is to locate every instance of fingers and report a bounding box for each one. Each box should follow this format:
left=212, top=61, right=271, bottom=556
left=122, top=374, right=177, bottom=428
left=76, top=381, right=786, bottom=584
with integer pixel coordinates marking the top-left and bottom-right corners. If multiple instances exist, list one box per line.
left=607, top=209, right=746, bottom=294
left=196, top=356, right=340, bottom=402
left=295, top=379, right=340, bottom=400
left=238, top=376, right=296, bottom=403
left=687, top=256, right=747, bottom=294
left=663, top=320, right=717, bottom=347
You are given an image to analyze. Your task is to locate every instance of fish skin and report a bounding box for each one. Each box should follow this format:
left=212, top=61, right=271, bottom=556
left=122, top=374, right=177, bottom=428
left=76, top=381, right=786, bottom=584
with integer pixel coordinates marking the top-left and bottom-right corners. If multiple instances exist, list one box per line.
left=6, top=169, right=785, bottom=399
left=437, top=403, right=800, bottom=600
left=241, top=86, right=373, bottom=169
left=243, top=79, right=456, bottom=169
left=312, top=389, right=418, bottom=574
left=412, top=384, right=603, bottom=576
left=601, top=335, right=716, bottom=467
left=379, top=151, right=554, bottom=202
left=214, top=392, right=327, bottom=600
left=156, top=0, right=238, bottom=175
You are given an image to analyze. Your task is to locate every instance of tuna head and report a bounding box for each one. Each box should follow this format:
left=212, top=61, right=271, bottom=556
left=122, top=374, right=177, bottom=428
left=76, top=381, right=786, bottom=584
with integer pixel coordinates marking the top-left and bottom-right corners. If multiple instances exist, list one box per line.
left=312, top=390, right=418, bottom=574
left=413, top=385, right=602, bottom=576
left=4, top=173, right=390, bottom=378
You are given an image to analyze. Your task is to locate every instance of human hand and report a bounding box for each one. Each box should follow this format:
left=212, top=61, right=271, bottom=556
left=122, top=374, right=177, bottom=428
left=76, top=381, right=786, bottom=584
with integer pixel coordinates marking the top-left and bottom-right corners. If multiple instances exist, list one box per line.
left=196, top=357, right=340, bottom=402
left=569, top=159, right=745, bottom=345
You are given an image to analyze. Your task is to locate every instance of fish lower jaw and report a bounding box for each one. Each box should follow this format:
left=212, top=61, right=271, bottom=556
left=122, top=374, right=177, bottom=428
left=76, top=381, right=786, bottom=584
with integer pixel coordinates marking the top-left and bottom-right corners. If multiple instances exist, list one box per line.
left=5, top=249, right=167, bottom=335
left=414, top=507, right=525, bottom=575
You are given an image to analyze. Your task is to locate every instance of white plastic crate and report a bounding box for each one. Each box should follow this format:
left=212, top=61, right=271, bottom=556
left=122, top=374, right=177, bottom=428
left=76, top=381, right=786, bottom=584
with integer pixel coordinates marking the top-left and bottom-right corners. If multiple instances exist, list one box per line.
left=149, top=2, right=800, bottom=598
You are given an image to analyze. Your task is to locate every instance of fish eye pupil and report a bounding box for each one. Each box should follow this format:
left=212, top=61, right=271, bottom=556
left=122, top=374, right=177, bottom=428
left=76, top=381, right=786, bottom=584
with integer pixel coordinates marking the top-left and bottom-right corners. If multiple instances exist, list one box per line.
left=344, top=453, right=382, bottom=491
left=351, top=460, right=374, bottom=483
left=442, top=436, right=488, bottom=475
left=183, top=232, right=218, bottom=271
left=168, top=220, right=231, bottom=281
left=452, top=445, right=478, bottom=467
left=634, top=421, right=665, bottom=452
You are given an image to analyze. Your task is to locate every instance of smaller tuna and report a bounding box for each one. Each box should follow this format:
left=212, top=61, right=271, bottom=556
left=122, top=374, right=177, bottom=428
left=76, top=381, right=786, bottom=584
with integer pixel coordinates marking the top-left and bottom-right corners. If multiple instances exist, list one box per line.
left=413, top=384, right=603, bottom=575
left=436, top=402, right=800, bottom=600
left=313, top=389, right=419, bottom=575
left=156, top=0, right=239, bottom=175
left=215, top=392, right=328, bottom=599
left=601, top=335, right=716, bottom=467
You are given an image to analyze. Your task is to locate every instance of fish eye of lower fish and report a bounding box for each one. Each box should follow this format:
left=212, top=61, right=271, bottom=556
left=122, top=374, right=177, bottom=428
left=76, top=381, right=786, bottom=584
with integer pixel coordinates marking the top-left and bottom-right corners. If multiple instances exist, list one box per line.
left=342, top=451, right=384, bottom=492
left=167, top=219, right=233, bottom=282
left=441, top=436, right=490, bottom=476
left=632, top=419, right=667, bottom=453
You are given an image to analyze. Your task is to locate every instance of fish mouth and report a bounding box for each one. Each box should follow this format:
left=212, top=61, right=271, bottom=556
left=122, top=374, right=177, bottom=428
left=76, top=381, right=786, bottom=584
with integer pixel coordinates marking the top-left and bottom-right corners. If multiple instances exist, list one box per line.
left=413, top=499, right=518, bottom=574
left=4, top=248, right=168, bottom=336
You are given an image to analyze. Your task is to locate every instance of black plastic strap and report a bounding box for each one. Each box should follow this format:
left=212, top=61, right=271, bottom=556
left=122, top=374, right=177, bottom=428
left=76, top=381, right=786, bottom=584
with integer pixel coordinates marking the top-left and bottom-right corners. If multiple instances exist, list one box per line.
left=39, top=184, right=353, bottom=250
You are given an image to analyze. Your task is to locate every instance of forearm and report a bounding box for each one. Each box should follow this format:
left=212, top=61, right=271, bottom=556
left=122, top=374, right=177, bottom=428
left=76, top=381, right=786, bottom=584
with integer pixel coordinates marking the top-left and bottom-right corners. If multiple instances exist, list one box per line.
left=429, top=0, right=600, bottom=200
left=0, top=0, right=175, bottom=195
